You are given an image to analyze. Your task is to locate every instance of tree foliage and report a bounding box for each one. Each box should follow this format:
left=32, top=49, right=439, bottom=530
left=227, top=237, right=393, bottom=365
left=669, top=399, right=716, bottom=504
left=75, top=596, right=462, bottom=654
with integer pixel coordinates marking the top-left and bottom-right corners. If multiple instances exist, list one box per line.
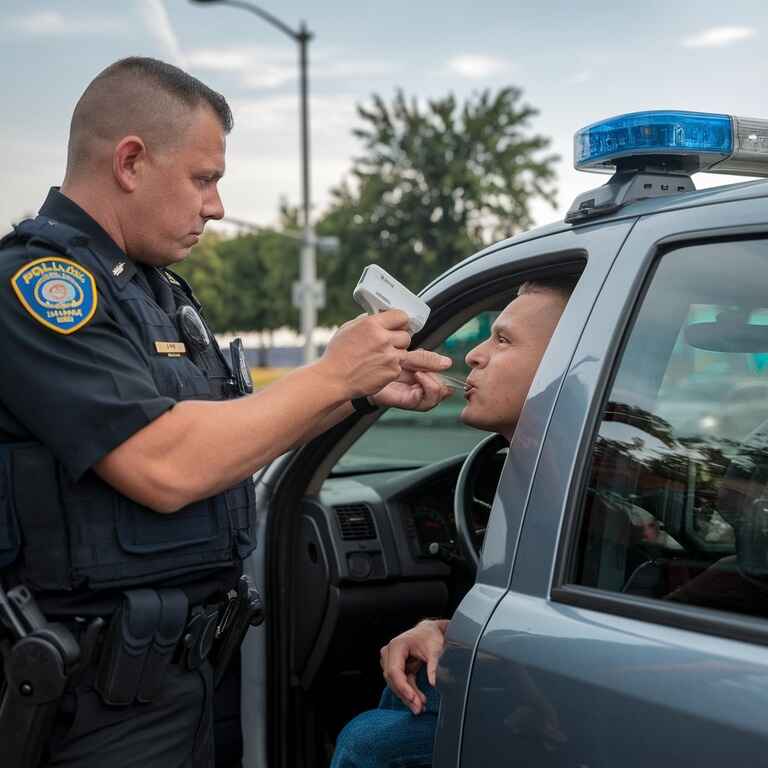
left=173, top=229, right=299, bottom=335
left=175, top=86, right=559, bottom=335
left=316, top=87, right=559, bottom=325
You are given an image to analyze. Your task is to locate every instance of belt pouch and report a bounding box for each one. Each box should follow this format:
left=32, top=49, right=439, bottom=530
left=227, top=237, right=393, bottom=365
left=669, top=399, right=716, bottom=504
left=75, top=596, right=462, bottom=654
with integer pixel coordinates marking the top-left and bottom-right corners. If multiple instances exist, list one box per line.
left=96, top=589, right=160, bottom=706
left=136, top=588, right=188, bottom=703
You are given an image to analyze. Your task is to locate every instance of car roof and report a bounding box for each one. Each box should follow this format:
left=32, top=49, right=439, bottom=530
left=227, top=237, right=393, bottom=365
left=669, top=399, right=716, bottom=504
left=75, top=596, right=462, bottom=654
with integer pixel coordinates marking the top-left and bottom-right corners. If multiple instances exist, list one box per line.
left=433, top=177, right=768, bottom=285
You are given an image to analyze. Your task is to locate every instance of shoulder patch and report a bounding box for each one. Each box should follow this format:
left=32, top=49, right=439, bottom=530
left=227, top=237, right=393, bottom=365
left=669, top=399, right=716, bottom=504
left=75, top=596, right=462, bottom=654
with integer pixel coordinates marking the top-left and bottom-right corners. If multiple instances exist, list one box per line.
left=10, top=255, right=98, bottom=335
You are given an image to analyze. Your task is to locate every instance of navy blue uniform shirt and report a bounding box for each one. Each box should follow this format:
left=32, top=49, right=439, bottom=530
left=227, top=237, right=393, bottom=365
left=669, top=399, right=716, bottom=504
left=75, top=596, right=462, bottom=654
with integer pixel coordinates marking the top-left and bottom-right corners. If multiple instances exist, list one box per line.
left=0, top=188, right=240, bottom=612
left=0, top=188, right=176, bottom=480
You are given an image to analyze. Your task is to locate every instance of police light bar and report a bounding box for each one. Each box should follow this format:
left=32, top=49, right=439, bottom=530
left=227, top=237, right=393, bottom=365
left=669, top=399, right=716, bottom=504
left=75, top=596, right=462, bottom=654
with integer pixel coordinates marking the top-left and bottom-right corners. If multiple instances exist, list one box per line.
left=566, top=110, right=768, bottom=223
left=574, top=110, right=768, bottom=176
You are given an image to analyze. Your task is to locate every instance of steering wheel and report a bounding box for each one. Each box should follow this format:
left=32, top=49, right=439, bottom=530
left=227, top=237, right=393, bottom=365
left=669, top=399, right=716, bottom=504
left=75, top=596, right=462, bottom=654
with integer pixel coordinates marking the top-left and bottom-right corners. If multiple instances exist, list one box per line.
left=454, top=433, right=509, bottom=575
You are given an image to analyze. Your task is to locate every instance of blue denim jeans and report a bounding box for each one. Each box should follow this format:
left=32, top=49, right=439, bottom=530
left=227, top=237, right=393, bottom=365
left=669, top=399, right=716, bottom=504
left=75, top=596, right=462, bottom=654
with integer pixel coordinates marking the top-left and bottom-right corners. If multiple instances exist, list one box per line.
left=330, top=670, right=440, bottom=768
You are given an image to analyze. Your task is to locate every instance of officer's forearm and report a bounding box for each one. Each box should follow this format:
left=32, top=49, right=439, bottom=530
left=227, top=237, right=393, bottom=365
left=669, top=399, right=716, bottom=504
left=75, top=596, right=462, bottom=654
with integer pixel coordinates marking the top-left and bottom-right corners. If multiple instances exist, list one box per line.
left=289, top=401, right=355, bottom=449
left=95, top=361, right=351, bottom=512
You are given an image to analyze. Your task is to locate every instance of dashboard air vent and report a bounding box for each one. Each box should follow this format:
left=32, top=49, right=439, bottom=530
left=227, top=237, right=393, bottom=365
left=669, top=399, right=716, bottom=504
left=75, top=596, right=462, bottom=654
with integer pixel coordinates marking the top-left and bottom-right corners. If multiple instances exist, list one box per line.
left=335, top=504, right=376, bottom=541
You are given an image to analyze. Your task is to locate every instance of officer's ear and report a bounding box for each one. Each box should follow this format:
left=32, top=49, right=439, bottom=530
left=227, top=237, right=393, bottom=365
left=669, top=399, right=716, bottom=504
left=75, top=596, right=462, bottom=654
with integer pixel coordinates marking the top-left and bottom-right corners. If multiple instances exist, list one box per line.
left=113, top=136, right=147, bottom=193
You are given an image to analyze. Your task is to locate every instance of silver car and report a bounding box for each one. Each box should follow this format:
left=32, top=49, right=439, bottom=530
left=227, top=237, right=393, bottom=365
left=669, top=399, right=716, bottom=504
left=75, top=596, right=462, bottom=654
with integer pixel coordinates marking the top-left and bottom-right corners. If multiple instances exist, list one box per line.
left=242, top=110, right=768, bottom=767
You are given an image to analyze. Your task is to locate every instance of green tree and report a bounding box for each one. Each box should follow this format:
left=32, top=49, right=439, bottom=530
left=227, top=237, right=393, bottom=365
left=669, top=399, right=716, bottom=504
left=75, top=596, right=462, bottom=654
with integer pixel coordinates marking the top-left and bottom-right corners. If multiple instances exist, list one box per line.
left=175, top=229, right=300, bottom=363
left=173, top=232, right=232, bottom=329
left=317, top=87, right=559, bottom=325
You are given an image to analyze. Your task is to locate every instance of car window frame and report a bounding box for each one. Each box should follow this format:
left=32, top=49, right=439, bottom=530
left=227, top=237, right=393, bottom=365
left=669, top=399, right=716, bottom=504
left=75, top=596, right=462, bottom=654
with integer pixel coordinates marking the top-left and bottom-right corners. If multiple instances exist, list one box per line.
left=551, top=228, right=768, bottom=649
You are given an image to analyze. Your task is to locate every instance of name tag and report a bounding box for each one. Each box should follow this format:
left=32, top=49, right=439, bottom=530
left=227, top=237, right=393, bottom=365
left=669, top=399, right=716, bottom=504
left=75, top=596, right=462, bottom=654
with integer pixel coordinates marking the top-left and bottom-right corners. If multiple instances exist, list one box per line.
left=155, top=341, right=187, bottom=357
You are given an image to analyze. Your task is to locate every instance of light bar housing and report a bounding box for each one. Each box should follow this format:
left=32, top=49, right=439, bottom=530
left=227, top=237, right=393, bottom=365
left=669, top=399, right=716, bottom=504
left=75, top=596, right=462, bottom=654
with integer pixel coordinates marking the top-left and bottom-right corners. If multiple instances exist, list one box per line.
left=574, top=110, right=768, bottom=177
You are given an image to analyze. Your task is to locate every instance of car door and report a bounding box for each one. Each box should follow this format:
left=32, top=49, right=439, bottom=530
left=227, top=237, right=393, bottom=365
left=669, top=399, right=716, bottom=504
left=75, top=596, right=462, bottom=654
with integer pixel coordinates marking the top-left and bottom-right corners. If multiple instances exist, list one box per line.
left=452, top=196, right=768, bottom=767
left=239, top=216, right=636, bottom=768
left=427, top=217, right=637, bottom=766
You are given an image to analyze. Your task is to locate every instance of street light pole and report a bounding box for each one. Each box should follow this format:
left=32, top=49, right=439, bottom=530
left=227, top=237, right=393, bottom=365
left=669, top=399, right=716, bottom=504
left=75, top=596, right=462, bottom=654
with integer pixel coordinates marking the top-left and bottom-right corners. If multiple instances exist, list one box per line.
left=190, top=0, right=319, bottom=362
left=297, top=22, right=317, bottom=363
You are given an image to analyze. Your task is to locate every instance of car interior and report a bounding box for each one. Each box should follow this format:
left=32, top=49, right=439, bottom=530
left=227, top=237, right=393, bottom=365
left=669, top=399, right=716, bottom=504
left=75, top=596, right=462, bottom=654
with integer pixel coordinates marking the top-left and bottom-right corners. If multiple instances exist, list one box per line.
left=262, top=277, right=548, bottom=767
left=571, top=239, right=768, bottom=623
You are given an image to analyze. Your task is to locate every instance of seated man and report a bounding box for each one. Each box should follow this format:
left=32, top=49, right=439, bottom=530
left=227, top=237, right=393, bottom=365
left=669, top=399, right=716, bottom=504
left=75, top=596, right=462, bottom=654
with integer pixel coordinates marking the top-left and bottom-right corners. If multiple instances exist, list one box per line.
left=331, top=276, right=577, bottom=768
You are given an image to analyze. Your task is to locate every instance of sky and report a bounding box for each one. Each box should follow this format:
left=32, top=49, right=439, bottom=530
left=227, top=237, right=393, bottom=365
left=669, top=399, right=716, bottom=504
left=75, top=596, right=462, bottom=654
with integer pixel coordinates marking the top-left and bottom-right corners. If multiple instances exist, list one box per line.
left=2, top=0, right=767, bottom=238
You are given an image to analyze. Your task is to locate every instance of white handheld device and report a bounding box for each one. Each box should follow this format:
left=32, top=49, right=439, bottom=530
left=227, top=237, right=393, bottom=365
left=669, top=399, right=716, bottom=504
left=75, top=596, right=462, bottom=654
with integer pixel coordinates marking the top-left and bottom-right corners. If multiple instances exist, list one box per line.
left=352, top=265, right=430, bottom=334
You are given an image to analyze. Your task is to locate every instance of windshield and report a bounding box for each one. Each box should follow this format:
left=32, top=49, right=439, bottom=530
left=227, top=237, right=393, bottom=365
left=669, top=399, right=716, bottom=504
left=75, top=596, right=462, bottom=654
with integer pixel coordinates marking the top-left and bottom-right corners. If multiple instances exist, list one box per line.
left=333, top=312, right=499, bottom=473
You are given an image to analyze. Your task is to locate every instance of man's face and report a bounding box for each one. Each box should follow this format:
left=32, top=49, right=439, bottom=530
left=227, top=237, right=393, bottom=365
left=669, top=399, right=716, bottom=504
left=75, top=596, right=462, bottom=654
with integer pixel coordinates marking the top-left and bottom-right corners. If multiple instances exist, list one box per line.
left=461, top=290, right=567, bottom=439
left=128, top=105, right=226, bottom=266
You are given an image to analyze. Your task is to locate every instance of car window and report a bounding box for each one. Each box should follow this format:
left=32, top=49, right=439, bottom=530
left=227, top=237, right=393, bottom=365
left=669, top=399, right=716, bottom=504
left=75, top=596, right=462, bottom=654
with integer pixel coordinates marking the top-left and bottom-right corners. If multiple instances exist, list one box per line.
left=332, top=311, right=499, bottom=473
left=571, top=239, right=768, bottom=621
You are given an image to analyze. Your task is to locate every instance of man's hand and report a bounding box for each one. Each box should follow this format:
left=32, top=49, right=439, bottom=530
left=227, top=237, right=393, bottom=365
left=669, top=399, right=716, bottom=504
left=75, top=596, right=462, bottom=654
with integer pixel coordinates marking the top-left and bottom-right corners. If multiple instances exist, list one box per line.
left=372, top=349, right=453, bottom=411
left=380, top=619, right=449, bottom=714
left=318, top=311, right=413, bottom=399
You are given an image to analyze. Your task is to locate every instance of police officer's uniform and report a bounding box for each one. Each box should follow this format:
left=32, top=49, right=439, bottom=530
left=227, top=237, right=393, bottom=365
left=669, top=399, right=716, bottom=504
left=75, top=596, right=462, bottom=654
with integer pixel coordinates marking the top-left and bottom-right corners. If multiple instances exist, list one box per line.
left=0, top=188, right=258, bottom=767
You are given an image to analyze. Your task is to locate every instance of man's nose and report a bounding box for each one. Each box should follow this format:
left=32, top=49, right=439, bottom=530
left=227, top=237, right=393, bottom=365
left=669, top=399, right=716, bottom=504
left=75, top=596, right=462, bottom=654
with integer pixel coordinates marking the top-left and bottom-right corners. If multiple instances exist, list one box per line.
left=203, top=187, right=225, bottom=221
left=465, top=341, right=487, bottom=368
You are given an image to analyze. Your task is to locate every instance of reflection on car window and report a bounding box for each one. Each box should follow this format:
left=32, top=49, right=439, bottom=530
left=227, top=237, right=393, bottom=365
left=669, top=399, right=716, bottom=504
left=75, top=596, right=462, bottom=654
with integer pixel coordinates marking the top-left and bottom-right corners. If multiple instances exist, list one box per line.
left=573, top=239, right=768, bottom=621
left=333, top=312, right=499, bottom=473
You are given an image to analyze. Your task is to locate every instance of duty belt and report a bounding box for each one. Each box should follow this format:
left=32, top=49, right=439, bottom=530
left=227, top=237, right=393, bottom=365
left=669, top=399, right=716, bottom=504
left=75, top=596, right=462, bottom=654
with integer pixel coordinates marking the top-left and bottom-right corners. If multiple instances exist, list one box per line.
left=0, top=577, right=264, bottom=768
left=93, top=576, right=264, bottom=705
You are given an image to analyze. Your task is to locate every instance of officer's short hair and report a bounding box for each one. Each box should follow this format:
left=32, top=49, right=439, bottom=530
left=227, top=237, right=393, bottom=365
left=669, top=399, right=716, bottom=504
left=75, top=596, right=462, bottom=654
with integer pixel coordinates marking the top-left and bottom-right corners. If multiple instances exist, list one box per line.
left=517, top=275, right=578, bottom=303
left=66, top=57, right=233, bottom=171
left=95, top=57, right=233, bottom=133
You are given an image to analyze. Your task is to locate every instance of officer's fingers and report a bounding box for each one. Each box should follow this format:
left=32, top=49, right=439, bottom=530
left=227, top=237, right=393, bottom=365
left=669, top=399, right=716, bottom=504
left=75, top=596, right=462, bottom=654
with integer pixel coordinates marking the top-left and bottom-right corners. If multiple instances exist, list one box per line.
left=387, top=330, right=412, bottom=350
left=414, top=372, right=452, bottom=406
left=373, top=309, right=410, bottom=330
left=400, top=349, right=452, bottom=372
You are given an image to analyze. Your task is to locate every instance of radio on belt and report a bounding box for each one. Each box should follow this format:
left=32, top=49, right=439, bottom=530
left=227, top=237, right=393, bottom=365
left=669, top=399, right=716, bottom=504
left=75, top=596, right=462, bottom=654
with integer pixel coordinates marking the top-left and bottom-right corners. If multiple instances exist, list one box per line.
left=353, top=265, right=430, bottom=334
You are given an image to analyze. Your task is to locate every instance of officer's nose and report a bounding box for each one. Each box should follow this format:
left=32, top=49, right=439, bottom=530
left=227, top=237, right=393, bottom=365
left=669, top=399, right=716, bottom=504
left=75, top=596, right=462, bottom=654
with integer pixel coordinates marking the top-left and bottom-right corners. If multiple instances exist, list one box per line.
left=203, top=186, right=225, bottom=222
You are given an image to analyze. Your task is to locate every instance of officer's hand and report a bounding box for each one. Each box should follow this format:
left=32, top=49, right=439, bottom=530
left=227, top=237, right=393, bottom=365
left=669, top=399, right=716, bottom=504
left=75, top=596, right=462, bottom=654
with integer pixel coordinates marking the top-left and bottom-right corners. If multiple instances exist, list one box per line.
left=371, top=350, right=453, bottom=411
left=319, top=311, right=413, bottom=398
left=380, top=619, right=449, bottom=715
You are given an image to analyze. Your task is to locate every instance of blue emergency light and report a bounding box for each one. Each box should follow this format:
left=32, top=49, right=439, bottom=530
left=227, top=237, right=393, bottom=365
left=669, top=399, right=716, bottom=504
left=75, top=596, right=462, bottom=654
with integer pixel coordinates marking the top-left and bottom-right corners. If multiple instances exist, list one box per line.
left=566, top=110, right=768, bottom=222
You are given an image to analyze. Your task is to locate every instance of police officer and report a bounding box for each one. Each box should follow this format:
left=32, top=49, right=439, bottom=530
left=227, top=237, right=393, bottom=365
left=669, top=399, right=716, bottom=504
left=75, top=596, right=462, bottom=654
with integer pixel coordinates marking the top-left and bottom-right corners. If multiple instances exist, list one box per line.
left=0, top=57, right=452, bottom=768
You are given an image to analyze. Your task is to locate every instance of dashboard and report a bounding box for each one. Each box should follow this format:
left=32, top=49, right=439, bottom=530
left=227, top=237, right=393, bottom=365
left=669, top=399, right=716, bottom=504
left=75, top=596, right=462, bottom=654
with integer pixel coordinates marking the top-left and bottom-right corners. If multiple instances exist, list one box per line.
left=310, top=448, right=506, bottom=585
left=290, top=447, right=507, bottom=688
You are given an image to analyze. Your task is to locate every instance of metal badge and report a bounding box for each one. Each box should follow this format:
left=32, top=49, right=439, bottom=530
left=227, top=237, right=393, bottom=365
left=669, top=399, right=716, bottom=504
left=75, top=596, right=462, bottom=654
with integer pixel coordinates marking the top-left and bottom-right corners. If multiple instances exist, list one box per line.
left=177, top=305, right=210, bottom=353
left=230, top=338, right=253, bottom=395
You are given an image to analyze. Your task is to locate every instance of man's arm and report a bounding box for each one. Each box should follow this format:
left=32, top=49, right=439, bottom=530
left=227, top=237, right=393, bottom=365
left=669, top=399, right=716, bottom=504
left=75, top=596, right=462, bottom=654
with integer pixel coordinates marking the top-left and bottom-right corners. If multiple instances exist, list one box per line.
left=95, top=311, right=451, bottom=513
left=380, top=619, right=450, bottom=715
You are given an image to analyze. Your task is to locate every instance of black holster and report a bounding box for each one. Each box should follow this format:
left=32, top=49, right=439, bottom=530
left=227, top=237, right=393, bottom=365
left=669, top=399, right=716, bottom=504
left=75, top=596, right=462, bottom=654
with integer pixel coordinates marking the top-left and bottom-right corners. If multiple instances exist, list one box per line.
left=0, top=585, right=81, bottom=768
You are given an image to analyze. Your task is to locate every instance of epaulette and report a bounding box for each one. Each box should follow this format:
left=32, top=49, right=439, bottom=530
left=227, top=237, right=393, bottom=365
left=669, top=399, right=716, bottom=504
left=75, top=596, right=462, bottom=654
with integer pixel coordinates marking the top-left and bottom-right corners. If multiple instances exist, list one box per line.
left=163, top=268, right=202, bottom=310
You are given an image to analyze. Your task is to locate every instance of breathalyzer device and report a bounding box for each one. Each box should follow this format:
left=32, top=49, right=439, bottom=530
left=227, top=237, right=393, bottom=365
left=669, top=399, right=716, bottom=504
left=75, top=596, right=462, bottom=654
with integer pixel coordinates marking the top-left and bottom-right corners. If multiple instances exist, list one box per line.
left=353, top=265, right=431, bottom=334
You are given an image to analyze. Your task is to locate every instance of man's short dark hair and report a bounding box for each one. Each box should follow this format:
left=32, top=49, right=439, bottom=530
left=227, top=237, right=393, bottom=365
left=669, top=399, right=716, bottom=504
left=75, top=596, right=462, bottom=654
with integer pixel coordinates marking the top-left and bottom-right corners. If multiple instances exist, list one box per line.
left=66, top=57, right=233, bottom=173
left=517, top=274, right=579, bottom=303
left=94, top=57, right=233, bottom=133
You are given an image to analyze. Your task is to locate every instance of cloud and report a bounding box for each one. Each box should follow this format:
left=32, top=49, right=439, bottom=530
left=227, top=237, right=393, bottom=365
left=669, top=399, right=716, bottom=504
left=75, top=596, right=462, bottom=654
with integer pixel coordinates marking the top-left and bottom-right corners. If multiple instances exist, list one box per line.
left=137, top=0, right=187, bottom=67
left=188, top=47, right=296, bottom=88
left=682, top=26, right=757, bottom=48
left=566, top=69, right=592, bottom=86
left=8, top=10, right=120, bottom=37
left=188, top=45, right=398, bottom=90
left=447, top=54, right=512, bottom=79
left=229, top=93, right=359, bottom=138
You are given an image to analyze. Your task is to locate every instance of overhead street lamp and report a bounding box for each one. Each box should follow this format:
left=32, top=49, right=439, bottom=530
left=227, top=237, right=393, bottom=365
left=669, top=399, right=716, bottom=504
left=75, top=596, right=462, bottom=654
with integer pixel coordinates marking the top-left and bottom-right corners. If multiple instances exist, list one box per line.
left=220, top=216, right=339, bottom=252
left=190, top=0, right=322, bottom=363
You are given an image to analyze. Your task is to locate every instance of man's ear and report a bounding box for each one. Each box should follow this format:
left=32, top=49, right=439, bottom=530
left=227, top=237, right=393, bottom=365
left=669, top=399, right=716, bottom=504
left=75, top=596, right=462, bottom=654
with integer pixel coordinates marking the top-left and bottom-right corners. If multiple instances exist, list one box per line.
left=113, top=136, right=146, bottom=193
